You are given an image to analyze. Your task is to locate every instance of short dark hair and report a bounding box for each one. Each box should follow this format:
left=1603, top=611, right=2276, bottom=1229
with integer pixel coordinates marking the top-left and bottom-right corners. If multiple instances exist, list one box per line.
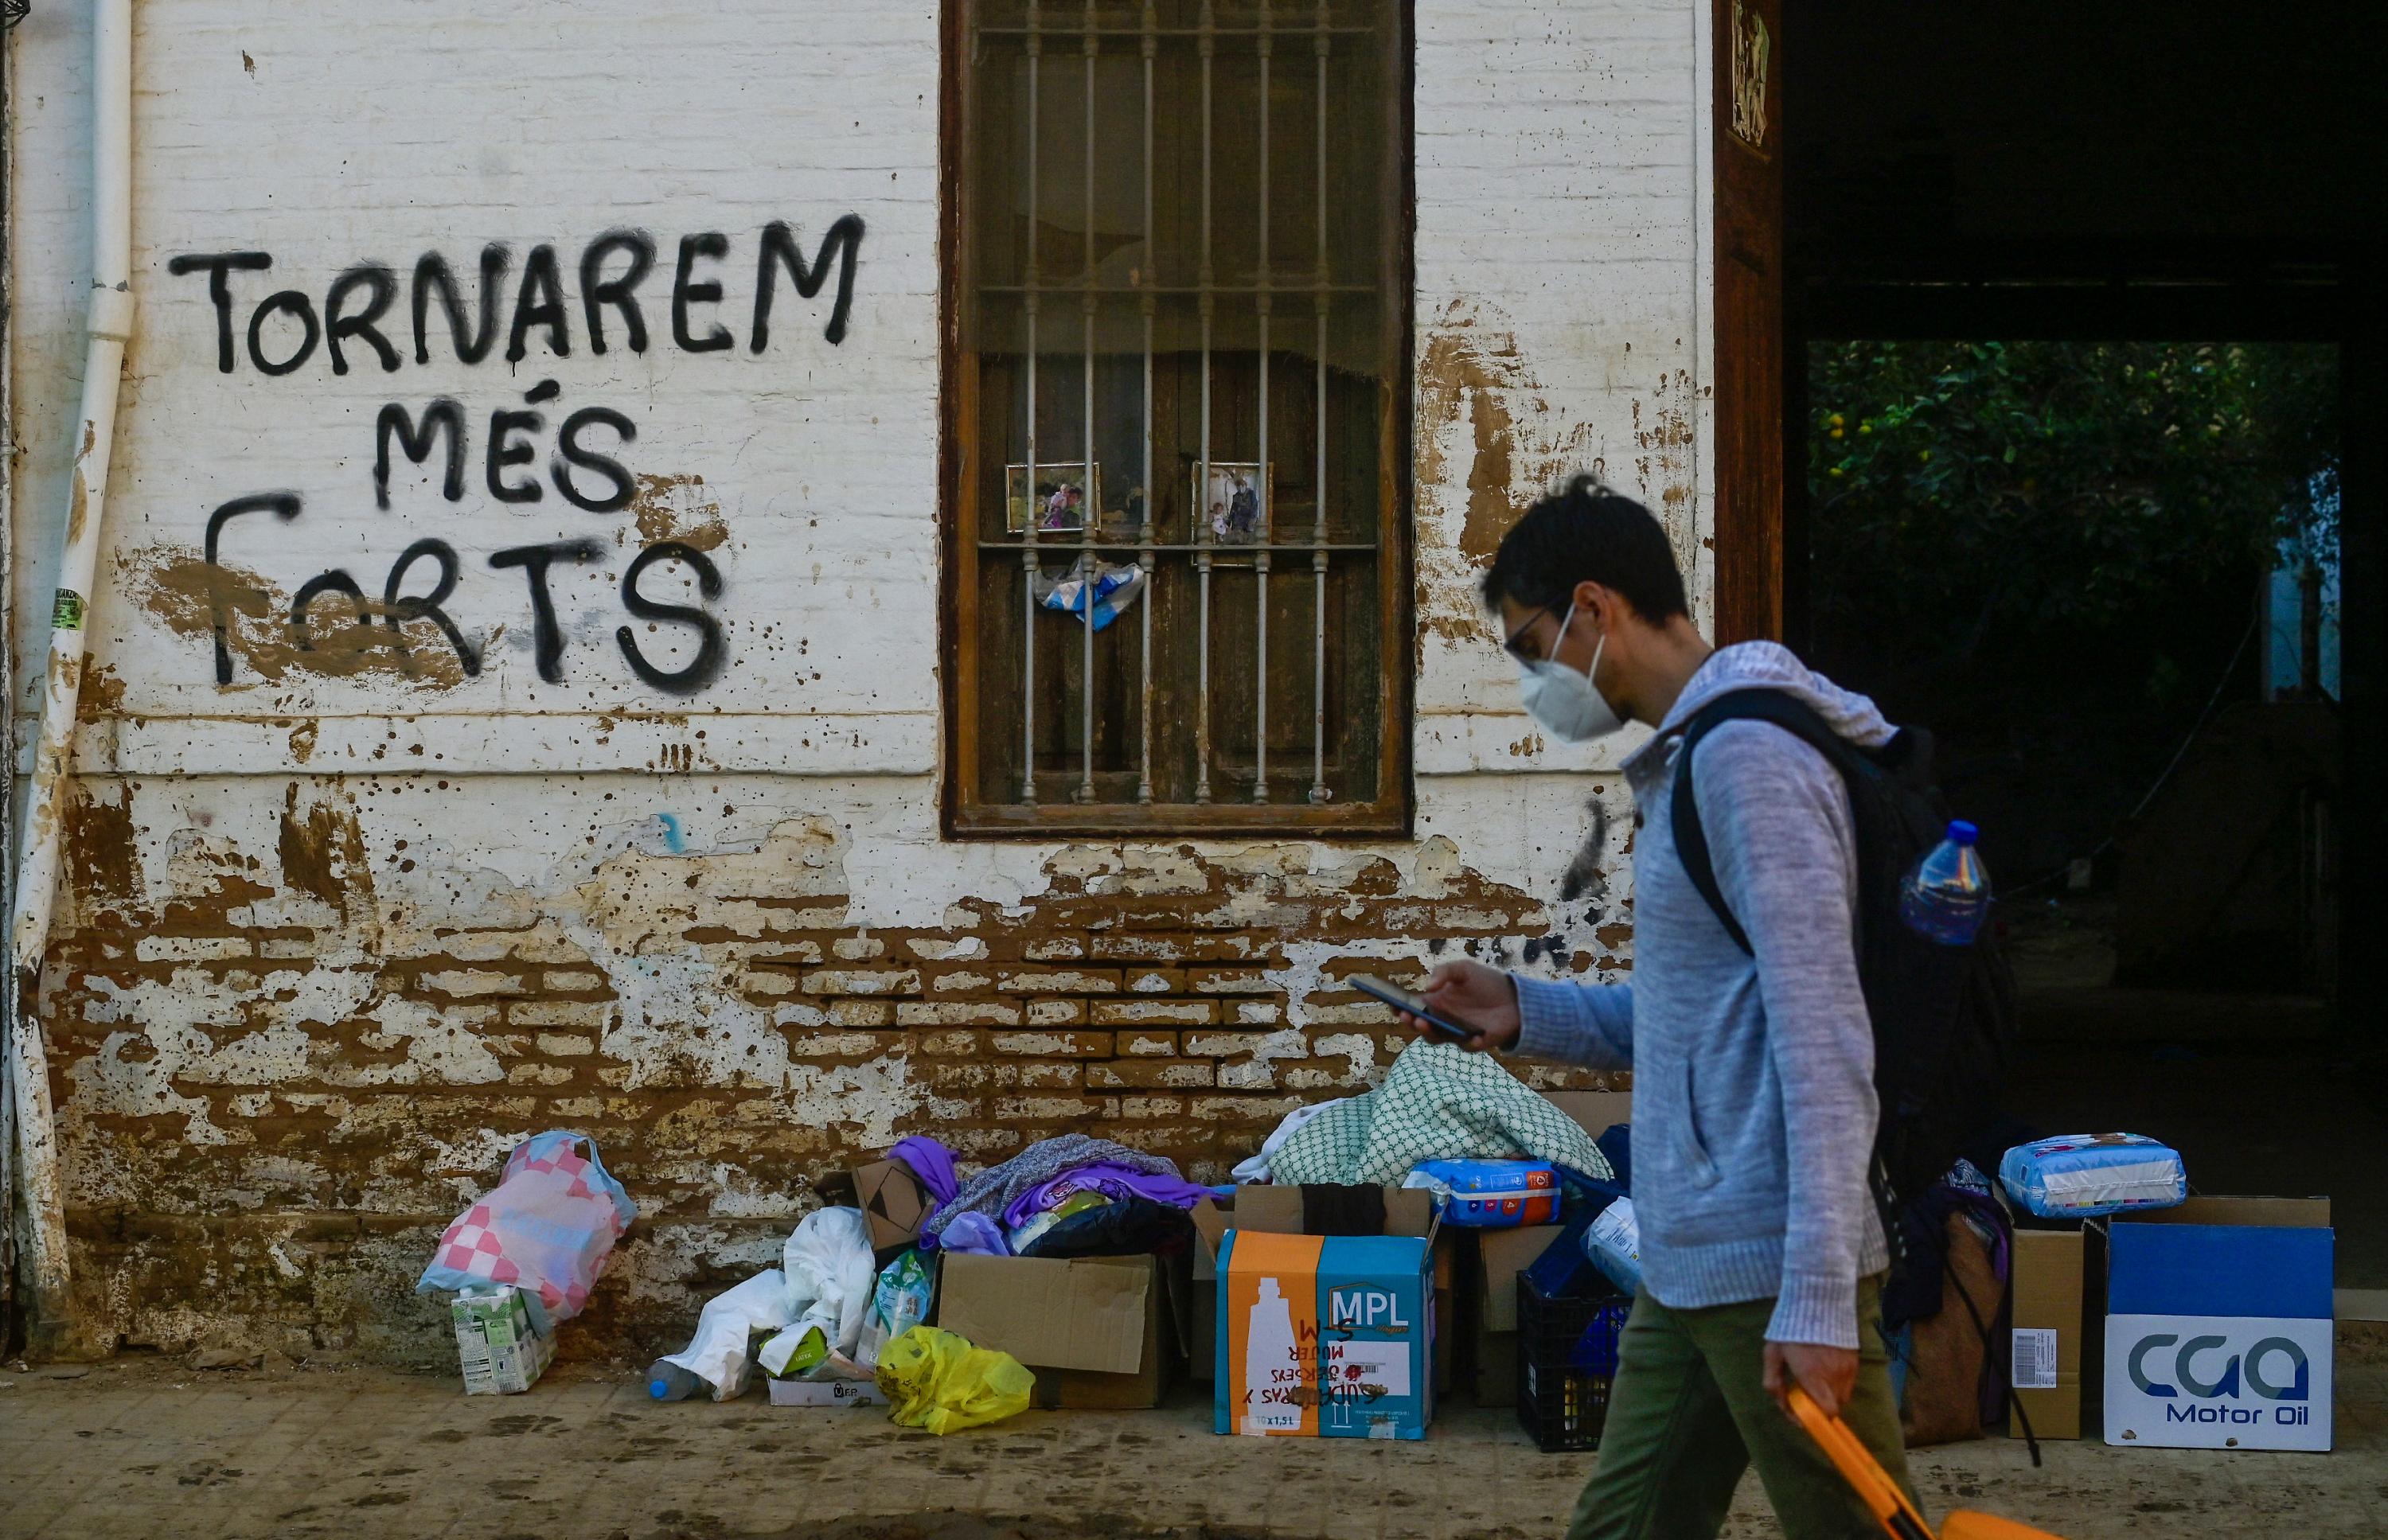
left=1479, top=476, right=1688, bottom=622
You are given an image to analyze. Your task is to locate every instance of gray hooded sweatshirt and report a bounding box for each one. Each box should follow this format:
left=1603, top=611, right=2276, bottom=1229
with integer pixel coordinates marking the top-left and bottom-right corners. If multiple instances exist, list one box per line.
left=1512, top=641, right=1893, bottom=1350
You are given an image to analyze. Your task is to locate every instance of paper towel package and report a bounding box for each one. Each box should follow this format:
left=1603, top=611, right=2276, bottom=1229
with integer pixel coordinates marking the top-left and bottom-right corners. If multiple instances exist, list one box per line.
left=1216, top=1230, right=1435, bottom=1440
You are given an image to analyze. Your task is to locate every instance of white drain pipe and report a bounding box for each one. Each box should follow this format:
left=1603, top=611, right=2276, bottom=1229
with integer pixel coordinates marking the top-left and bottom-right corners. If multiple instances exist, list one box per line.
left=8, top=0, right=137, bottom=1355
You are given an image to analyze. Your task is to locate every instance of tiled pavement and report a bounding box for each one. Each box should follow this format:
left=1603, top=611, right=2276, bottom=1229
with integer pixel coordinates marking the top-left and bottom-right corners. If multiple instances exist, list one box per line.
left=2, top=1351, right=2381, bottom=1539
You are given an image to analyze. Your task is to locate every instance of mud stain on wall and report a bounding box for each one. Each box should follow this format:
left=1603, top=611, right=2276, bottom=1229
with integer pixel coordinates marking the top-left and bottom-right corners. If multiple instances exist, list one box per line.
left=66, top=786, right=142, bottom=904
left=1462, top=389, right=1519, bottom=562
left=127, top=548, right=470, bottom=688
left=277, top=782, right=375, bottom=917
left=630, top=473, right=730, bottom=553
left=78, top=663, right=129, bottom=720
left=1631, top=368, right=1699, bottom=574
left=1413, top=300, right=1602, bottom=662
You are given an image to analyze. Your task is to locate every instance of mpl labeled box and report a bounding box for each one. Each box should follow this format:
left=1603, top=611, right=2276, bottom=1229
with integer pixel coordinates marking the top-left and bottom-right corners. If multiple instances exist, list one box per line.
left=1216, top=1230, right=1435, bottom=1441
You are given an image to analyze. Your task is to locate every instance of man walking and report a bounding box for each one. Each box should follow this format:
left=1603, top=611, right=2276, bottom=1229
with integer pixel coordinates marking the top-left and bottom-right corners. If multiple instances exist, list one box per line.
left=1406, top=478, right=1919, bottom=1539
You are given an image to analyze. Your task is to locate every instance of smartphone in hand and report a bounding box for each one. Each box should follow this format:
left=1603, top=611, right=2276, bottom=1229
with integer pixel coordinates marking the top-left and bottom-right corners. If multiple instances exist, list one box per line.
left=1348, top=973, right=1484, bottom=1045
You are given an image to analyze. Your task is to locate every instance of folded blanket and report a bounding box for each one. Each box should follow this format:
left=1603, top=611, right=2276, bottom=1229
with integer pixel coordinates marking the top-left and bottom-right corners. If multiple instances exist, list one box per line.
left=1269, top=1039, right=1614, bottom=1186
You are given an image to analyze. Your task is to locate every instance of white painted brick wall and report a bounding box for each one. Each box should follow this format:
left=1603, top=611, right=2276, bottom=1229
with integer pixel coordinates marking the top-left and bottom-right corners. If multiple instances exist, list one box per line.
left=8, top=0, right=1709, bottom=923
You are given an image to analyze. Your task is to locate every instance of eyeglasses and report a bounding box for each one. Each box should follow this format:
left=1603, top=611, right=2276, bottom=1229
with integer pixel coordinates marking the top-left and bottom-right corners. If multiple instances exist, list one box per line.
left=1501, top=602, right=1567, bottom=663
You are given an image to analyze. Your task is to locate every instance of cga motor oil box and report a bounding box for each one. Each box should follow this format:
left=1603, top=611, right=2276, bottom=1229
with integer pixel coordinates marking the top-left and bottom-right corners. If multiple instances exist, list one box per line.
left=1216, top=1229, right=1435, bottom=1440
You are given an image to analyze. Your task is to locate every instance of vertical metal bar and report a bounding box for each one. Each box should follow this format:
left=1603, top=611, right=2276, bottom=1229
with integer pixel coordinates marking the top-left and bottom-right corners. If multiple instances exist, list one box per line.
left=1078, top=3, right=1098, bottom=804
left=1020, top=10, right=1043, bottom=805
left=1309, top=8, right=1332, bottom=805
left=1251, top=0, right=1271, bottom=802
left=1137, top=2, right=1157, bottom=805
left=1194, top=0, right=1216, bottom=805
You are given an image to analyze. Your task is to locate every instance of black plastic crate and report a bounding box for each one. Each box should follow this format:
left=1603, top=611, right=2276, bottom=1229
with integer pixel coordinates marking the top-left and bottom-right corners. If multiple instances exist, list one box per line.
left=1516, top=1272, right=1632, bottom=1452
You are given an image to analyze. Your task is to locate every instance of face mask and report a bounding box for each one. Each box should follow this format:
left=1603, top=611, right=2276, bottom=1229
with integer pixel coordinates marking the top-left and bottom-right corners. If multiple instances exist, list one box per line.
left=1517, top=602, right=1625, bottom=742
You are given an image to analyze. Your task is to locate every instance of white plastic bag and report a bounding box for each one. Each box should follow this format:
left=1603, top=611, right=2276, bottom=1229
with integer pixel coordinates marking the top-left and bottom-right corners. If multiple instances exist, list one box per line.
left=658, top=1268, right=795, bottom=1401
left=757, top=1207, right=876, bottom=1379
left=1586, top=1198, right=1643, bottom=1296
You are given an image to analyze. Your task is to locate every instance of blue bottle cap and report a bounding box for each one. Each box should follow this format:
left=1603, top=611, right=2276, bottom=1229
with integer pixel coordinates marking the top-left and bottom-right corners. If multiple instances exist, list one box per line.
left=649, top=1378, right=671, bottom=1399
left=1947, top=819, right=1979, bottom=845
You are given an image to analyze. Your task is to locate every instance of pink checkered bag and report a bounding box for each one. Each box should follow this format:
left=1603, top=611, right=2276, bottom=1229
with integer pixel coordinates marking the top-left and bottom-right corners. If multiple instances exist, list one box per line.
left=416, top=1131, right=637, bottom=1322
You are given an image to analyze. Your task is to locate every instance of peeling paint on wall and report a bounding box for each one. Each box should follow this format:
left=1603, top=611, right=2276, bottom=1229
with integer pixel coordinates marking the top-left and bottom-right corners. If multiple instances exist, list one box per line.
left=37, top=779, right=1627, bottom=1355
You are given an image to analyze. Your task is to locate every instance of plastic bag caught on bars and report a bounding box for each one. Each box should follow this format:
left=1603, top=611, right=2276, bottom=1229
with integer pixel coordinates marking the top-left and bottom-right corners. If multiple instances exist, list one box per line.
left=1033, top=557, right=1147, bottom=631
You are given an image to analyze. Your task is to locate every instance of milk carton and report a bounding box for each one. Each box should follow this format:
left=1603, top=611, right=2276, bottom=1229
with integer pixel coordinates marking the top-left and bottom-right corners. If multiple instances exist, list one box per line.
left=451, top=1284, right=555, bottom=1395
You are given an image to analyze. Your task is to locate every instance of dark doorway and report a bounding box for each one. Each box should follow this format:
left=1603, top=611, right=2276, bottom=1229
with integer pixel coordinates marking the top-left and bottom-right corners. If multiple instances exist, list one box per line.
left=1778, top=5, right=2386, bottom=1290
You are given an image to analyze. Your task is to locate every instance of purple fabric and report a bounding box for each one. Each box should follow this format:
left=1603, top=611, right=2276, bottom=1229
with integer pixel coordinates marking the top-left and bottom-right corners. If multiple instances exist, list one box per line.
left=938, top=1212, right=1010, bottom=1256
left=1000, top=1163, right=1211, bottom=1229
left=890, top=1136, right=960, bottom=1207
left=921, top=1134, right=1188, bottom=1246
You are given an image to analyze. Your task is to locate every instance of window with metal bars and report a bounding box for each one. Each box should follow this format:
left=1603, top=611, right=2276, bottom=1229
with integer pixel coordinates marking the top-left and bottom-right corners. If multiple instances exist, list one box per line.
left=942, top=0, right=1411, bottom=835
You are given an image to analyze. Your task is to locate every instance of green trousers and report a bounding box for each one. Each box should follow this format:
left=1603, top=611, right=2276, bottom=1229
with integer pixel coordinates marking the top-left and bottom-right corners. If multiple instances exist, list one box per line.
left=1563, top=1277, right=1918, bottom=1540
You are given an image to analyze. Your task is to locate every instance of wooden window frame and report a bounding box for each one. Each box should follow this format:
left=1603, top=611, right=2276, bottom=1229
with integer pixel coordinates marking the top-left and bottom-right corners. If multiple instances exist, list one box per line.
left=937, top=0, right=1416, bottom=840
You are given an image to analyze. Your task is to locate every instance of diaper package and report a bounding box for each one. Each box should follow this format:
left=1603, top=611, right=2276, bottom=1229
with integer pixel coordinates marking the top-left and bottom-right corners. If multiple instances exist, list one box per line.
left=1999, top=1134, right=2187, bottom=1219
left=1402, top=1159, right=1559, bottom=1227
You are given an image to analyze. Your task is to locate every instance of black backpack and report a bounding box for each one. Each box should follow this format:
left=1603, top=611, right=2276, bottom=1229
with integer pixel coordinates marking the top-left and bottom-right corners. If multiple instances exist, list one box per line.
left=1668, top=689, right=2019, bottom=1226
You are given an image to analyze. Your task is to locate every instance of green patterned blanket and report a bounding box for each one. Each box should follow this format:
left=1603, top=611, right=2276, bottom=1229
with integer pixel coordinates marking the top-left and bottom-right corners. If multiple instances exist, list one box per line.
left=1269, top=1039, right=1614, bottom=1186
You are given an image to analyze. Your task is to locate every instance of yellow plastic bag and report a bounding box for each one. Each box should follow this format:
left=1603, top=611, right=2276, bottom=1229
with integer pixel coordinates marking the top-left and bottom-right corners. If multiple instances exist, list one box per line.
left=873, top=1325, right=1034, bottom=1434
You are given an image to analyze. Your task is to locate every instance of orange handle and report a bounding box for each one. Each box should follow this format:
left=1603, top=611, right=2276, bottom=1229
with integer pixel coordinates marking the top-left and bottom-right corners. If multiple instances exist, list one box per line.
left=1785, top=1387, right=1934, bottom=1540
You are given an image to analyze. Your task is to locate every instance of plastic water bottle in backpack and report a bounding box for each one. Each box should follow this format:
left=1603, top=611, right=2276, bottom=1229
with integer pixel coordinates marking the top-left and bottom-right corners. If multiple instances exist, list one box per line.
left=1900, top=819, right=1991, bottom=944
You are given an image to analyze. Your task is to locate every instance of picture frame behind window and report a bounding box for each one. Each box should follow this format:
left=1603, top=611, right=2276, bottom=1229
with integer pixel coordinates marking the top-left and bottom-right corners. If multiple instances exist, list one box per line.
left=1006, top=462, right=1102, bottom=535
left=1197, top=462, right=1270, bottom=545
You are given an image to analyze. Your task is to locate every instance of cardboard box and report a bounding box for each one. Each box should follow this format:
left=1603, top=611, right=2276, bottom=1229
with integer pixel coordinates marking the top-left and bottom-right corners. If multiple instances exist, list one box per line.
left=1217, top=1230, right=1436, bottom=1439
left=853, top=1158, right=932, bottom=1260
left=767, top=1376, right=888, bottom=1408
left=2103, top=1197, right=2333, bottom=1452
left=2008, top=1227, right=2085, bottom=1440
left=935, top=1251, right=1172, bottom=1409
left=1187, top=1187, right=1436, bottom=1382
left=451, top=1285, right=553, bottom=1395
left=1541, top=1090, right=1632, bottom=1140
left=1469, top=1225, right=1567, bottom=1406
left=1433, top=1232, right=1457, bottom=1398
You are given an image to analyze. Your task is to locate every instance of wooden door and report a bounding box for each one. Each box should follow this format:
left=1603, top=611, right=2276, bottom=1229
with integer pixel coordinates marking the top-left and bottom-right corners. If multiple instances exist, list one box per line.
left=1713, top=0, right=1785, bottom=643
